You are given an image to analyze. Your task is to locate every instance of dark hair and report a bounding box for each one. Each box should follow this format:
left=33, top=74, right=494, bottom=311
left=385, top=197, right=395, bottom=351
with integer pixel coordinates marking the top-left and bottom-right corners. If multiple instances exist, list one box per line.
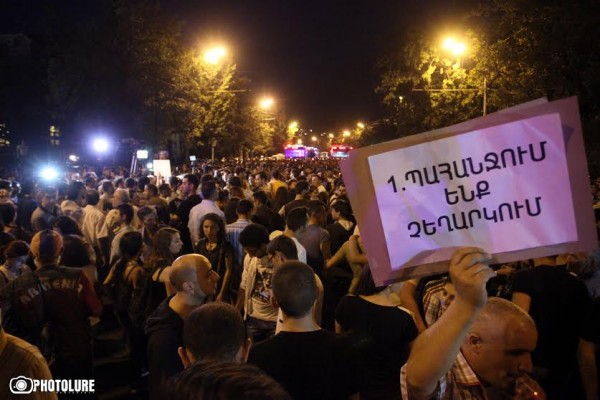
left=183, top=174, right=200, bottom=189
left=267, top=235, right=298, bottom=260
left=199, top=213, right=226, bottom=244
left=53, top=215, right=83, bottom=237
left=239, top=223, right=269, bottom=248
left=354, top=264, right=387, bottom=296
left=159, top=183, right=171, bottom=196
left=256, top=171, right=268, bottom=182
left=137, top=206, right=157, bottom=221
left=228, top=176, right=243, bottom=188
left=236, top=199, right=254, bottom=216
left=286, top=207, right=307, bottom=231
left=116, top=203, right=135, bottom=224
left=119, top=231, right=143, bottom=261
left=229, top=186, right=244, bottom=199
left=67, top=181, right=85, bottom=201
left=85, top=189, right=100, bottom=206
left=138, top=176, right=150, bottom=192
left=201, top=180, right=218, bottom=200
left=125, top=177, right=137, bottom=189
left=295, top=180, right=309, bottom=196
left=331, top=200, right=352, bottom=220
left=0, top=203, right=16, bottom=225
left=101, top=181, right=114, bottom=195
left=272, top=187, right=288, bottom=211
left=200, top=174, right=215, bottom=184
left=148, top=227, right=180, bottom=268
left=3, top=240, right=29, bottom=259
left=272, top=261, right=317, bottom=317
left=272, top=170, right=282, bottom=180
left=146, top=183, right=159, bottom=196
left=306, top=200, right=326, bottom=217
left=60, top=235, right=91, bottom=267
left=183, top=303, right=246, bottom=362
left=169, top=361, right=291, bottom=400
left=252, top=190, right=268, bottom=205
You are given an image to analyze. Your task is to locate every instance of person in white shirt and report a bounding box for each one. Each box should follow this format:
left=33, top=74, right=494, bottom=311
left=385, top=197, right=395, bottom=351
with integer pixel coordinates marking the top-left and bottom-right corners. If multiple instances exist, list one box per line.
left=188, top=181, right=225, bottom=245
left=81, top=189, right=106, bottom=250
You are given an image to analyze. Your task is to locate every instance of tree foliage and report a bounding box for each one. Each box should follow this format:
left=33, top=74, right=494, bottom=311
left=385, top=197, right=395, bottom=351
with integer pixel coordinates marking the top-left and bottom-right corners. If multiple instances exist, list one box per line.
left=375, top=0, right=600, bottom=175
left=42, top=0, right=272, bottom=162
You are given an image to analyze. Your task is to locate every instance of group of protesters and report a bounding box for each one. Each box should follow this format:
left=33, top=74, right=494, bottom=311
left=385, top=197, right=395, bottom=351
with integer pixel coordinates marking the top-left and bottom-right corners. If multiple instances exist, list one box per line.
left=0, top=158, right=598, bottom=399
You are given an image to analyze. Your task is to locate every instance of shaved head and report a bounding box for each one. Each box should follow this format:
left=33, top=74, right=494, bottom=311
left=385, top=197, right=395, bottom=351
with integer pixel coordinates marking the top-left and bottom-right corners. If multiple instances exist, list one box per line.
left=170, top=254, right=212, bottom=290
left=463, top=297, right=538, bottom=391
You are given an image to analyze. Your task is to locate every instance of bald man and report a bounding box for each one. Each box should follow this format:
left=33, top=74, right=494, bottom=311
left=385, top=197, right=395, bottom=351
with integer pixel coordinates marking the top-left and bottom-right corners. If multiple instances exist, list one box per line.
left=401, top=248, right=545, bottom=400
left=145, top=254, right=220, bottom=400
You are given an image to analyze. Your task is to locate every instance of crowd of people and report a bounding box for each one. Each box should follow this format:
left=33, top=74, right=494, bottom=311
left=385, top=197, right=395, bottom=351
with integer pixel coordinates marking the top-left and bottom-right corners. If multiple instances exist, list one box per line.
left=0, top=158, right=598, bottom=399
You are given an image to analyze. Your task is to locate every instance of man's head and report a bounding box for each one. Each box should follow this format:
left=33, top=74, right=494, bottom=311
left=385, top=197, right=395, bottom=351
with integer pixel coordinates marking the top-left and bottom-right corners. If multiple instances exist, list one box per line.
left=145, top=183, right=159, bottom=198
left=267, top=235, right=298, bottom=268
left=169, top=360, right=291, bottom=400
left=138, top=206, right=158, bottom=230
left=286, top=207, right=307, bottom=232
left=112, top=188, right=131, bottom=208
left=116, top=203, right=134, bottom=226
left=85, top=189, right=100, bottom=207
left=102, top=180, right=115, bottom=196
left=181, top=174, right=200, bottom=197
left=30, top=229, right=63, bottom=268
left=254, top=171, right=268, bottom=188
left=39, top=186, right=58, bottom=208
left=179, top=302, right=251, bottom=368
left=170, top=254, right=220, bottom=302
left=200, top=180, right=218, bottom=201
left=239, top=223, right=269, bottom=258
left=271, top=261, right=317, bottom=319
left=461, top=297, right=537, bottom=391
left=252, top=191, right=268, bottom=207
left=236, top=199, right=254, bottom=219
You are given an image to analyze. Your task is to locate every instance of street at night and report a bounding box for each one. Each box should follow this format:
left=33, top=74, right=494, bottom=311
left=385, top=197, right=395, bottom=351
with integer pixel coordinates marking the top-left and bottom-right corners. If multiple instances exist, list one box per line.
left=1, top=1, right=600, bottom=399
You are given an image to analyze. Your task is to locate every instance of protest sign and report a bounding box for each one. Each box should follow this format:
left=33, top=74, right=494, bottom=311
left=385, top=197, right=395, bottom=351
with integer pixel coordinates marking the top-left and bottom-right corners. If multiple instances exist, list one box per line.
left=341, top=97, right=596, bottom=285
left=152, top=159, right=172, bottom=185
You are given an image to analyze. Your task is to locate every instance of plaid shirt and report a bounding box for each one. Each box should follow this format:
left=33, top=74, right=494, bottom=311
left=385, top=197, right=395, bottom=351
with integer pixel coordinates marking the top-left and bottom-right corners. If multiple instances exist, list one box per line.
left=401, top=351, right=488, bottom=400
left=422, top=277, right=450, bottom=327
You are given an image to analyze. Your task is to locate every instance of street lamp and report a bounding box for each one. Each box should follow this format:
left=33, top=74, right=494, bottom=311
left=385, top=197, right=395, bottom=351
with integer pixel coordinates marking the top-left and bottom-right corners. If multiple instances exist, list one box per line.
left=343, top=130, right=351, bottom=137
left=442, top=37, right=466, bottom=57
left=311, top=136, right=317, bottom=142
left=259, top=97, right=274, bottom=110
left=203, top=46, right=227, bottom=64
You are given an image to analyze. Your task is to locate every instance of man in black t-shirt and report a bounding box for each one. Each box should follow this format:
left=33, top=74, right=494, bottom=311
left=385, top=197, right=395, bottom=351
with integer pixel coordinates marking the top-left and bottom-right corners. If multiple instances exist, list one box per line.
left=512, top=255, right=598, bottom=399
left=175, top=174, right=201, bottom=254
left=248, top=261, right=359, bottom=400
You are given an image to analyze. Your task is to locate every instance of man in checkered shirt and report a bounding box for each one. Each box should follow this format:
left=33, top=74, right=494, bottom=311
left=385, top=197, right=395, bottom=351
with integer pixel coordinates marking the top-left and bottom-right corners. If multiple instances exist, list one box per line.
left=401, top=247, right=545, bottom=400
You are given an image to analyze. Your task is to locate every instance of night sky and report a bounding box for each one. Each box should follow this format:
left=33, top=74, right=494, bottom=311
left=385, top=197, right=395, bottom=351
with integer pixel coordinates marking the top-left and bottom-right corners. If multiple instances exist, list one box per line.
left=1, top=0, right=473, bottom=132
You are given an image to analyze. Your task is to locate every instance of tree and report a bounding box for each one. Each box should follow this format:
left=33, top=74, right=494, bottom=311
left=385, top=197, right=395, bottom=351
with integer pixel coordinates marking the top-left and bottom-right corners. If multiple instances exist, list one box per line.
left=375, top=0, right=600, bottom=177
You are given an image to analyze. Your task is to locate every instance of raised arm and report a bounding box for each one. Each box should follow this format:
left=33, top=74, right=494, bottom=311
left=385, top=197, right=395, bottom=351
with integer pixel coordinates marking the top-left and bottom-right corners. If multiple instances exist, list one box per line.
left=405, top=247, right=495, bottom=399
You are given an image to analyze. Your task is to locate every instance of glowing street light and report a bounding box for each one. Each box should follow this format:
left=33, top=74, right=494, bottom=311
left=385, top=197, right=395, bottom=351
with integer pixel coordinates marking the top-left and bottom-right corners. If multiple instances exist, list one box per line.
left=357, top=122, right=365, bottom=129
left=203, top=46, right=227, bottom=64
left=311, top=136, right=317, bottom=142
left=328, top=133, right=334, bottom=139
left=68, top=154, right=79, bottom=162
left=92, top=138, right=110, bottom=154
left=40, top=166, right=59, bottom=181
left=343, top=130, right=351, bottom=137
left=442, top=37, right=466, bottom=57
left=297, top=139, right=303, bottom=145
left=259, top=97, right=274, bottom=110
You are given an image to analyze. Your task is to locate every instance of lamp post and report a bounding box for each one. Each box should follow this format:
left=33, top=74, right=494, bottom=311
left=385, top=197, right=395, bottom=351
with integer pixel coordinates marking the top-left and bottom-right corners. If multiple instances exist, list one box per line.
left=413, top=36, right=488, bottom=116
